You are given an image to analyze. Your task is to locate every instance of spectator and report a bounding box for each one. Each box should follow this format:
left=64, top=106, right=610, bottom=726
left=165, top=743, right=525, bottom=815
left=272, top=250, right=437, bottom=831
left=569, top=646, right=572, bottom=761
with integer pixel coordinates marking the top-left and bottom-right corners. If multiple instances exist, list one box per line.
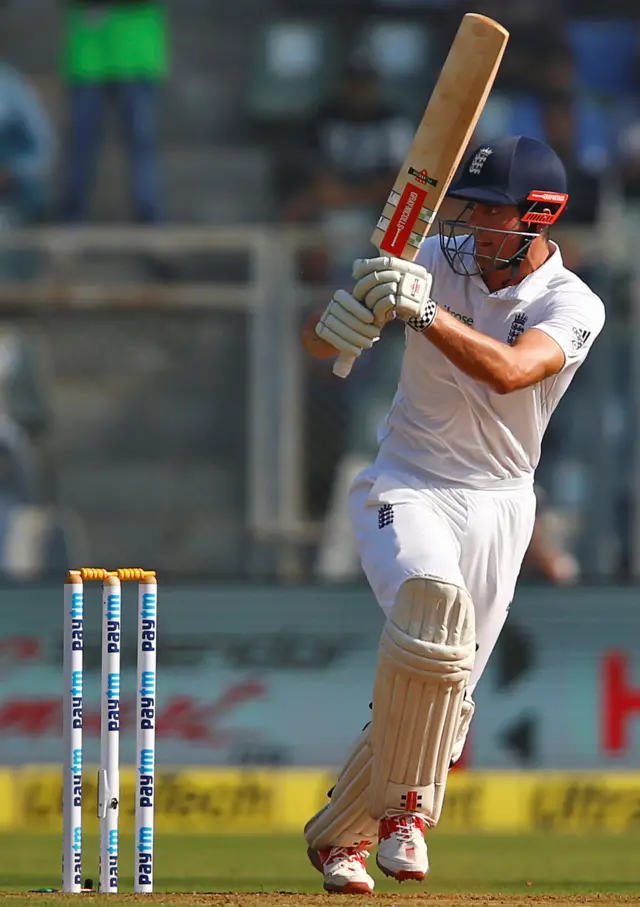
left=282, top=48, right=414, bottom=280
left=521, top=486, right=581, bottom=585
left=59, top=0, right=169, bottom=223
left=0, top=328, right=57, bottom=579
left=466, top=0, right=569, bottom=95
left=541, top=92, right=601, bottom=225
left=618, top=119, right=640, bottom=203
left=0, top=62, right=53, bottom=281
left=0, top=62, right=52, bottom=230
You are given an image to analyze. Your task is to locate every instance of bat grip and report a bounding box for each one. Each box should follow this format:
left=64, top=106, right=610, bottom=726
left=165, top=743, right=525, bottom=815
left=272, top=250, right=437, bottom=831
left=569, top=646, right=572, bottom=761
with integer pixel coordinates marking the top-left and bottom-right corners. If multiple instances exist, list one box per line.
left=333, top=352, right=356, bottom=378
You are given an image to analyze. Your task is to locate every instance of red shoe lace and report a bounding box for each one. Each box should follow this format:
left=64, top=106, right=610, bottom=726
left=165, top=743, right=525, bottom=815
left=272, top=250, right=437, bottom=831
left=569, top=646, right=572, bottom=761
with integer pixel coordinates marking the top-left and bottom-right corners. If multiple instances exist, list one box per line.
left=379, top=815, right=426, bottom=843
left=325, top=846, right=370, bottom=867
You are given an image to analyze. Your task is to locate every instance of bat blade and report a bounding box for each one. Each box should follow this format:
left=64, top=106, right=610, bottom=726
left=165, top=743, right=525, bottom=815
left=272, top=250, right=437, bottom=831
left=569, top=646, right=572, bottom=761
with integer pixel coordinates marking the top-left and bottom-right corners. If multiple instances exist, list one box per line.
left=333, top=13, right=509, bottom=378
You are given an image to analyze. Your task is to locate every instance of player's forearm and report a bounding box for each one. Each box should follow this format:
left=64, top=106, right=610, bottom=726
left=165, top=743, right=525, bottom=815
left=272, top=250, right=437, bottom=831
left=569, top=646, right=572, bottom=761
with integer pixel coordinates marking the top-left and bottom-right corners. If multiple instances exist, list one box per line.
left=424, top=308, right=523, bottom=393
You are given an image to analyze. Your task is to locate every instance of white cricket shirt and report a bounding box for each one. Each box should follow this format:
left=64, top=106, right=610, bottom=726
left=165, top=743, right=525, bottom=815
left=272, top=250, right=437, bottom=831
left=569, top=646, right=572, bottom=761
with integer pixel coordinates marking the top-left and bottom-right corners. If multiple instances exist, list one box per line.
left=376, top=235, right=606, bottom=488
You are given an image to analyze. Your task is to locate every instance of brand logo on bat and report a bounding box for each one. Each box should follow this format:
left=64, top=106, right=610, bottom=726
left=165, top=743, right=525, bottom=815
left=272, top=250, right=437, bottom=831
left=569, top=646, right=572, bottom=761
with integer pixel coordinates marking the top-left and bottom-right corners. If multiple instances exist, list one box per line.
left=380, top=184, right=428, bottom=256
left=393, top=194, right=420, bottom=244
left=408, top=167, right=438, bottom=188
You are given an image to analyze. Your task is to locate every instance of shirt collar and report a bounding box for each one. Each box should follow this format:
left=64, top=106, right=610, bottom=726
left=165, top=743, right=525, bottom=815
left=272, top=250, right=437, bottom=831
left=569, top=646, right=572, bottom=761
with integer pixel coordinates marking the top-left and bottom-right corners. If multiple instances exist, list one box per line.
left=473, top=243, right=563, bottom=303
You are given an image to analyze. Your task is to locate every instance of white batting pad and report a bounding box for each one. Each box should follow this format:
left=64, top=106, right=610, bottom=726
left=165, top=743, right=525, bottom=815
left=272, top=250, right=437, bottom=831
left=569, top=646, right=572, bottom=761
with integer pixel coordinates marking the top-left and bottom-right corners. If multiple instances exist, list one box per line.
left=304, top=727, right=378, bottom=850
left=450, top=694, right=475, bottom=767
left=368, top=577, right=476, bottom=825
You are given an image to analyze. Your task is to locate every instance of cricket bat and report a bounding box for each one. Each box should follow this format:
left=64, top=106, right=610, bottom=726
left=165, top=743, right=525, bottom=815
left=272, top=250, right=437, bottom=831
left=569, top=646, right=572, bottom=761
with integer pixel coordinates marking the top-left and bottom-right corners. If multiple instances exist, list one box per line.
left=333, top=12, right=509, bottom=378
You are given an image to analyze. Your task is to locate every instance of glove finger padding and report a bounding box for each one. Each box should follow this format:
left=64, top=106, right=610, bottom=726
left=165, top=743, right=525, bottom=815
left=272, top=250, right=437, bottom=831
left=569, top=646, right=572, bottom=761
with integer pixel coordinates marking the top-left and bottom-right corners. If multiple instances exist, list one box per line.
left=360, top=281, right=398, bottom=308
left=352, top=280, right=399, bottom=326
left=323, top=312, right=379, bottom=348
left=369, top=296, right=397, bottom=327
left=333, top=289, right=377, bottom=328
left=352, top=269, right=401, bottom=301
left=328, top=305, right=380, bottom=340
left=352, top=257, right=434, bottom=323
left=315, top=323, right=364, bottom=357
left=315, top=289, right=382, bottom=356
left=352, top=256, right=427, bottom=282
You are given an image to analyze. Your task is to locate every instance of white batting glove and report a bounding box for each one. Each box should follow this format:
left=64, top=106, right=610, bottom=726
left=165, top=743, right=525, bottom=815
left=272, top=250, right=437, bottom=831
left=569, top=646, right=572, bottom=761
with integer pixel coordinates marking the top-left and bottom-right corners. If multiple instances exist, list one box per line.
left=352, top=256, right=438, bottom=332
left=315, top=289, right=382, bottom=357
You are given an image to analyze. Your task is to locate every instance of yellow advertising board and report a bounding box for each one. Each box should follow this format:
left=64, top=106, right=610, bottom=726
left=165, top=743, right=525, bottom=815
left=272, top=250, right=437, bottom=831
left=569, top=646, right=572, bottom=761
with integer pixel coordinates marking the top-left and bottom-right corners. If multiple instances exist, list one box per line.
left=7, top=767, right=640, bottom=834
left=0, top=769, right=16, bottom=829
left=13, top=766, right=335, bottom=834
left=441, top=772, right=640, bottom=834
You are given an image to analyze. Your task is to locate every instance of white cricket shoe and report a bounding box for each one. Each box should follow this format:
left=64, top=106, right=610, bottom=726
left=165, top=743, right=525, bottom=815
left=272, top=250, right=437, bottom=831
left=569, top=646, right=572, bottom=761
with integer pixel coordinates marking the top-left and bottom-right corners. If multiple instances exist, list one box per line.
left=376, top=814, right=429, bottom=881
left=307, top=844, right=375, bottom=894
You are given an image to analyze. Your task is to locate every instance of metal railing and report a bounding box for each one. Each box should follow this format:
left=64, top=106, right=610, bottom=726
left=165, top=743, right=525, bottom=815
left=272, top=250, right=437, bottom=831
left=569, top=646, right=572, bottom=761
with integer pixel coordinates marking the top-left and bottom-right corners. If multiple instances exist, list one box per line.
left=0, top=226, right=333, bottom=579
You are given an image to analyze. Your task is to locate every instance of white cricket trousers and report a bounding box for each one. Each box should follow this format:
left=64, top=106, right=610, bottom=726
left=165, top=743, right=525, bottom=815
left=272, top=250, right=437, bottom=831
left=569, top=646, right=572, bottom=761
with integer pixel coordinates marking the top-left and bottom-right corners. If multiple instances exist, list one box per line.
left=348, top=463, right=537, bottom=693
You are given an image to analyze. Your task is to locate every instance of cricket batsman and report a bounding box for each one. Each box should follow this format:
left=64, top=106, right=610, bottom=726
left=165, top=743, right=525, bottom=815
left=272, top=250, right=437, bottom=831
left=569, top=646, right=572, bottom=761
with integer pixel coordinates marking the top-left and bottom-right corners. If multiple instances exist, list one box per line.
left=300, top=136, right=605, bottom=893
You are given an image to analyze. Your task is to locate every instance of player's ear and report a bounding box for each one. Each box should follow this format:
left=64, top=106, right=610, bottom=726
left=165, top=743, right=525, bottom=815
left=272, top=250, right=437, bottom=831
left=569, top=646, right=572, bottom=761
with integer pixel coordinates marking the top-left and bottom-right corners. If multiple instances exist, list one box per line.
left=539, top=208, right=553, bottom=236
left=522, top=207, right=552, bottom=234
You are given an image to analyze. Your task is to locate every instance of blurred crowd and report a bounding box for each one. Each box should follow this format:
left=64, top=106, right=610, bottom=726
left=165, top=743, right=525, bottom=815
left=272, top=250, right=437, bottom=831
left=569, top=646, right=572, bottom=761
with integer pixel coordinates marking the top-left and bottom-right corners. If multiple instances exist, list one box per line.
left=0, top=0, right=170, bottom=578
left=0, top=0, right=637, bottom=235
left=0, top=0, right=635, bottom=581
left=0, top=0, right=167, bottom=227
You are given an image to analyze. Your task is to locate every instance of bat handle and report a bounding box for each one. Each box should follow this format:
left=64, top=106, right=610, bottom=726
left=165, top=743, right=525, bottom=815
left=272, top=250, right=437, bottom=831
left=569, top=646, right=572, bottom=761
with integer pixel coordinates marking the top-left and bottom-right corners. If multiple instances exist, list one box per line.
left=333, top=352, right=356, bottom=378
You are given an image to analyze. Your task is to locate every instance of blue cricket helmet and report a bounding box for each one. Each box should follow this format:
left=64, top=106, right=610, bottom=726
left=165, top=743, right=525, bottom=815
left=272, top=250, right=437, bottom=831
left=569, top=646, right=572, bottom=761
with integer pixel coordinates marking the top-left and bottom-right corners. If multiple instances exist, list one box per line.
left=448, top=135, right=568, bottom=214
left=440, top=136, right=570, bottom=278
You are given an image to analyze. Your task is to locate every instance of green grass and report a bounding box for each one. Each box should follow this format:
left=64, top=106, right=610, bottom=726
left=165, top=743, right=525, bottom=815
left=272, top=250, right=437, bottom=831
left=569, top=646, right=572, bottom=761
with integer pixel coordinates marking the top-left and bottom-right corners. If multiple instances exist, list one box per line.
left=1, top=832, right=640, bottom=897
